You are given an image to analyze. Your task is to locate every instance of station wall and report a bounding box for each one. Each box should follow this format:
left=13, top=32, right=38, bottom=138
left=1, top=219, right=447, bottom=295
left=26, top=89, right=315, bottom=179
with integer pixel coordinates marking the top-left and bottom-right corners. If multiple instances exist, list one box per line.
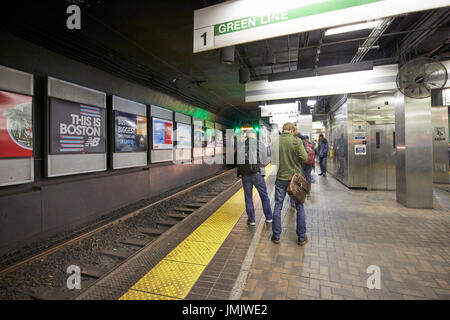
left=0, top=32, right=229, bottom=255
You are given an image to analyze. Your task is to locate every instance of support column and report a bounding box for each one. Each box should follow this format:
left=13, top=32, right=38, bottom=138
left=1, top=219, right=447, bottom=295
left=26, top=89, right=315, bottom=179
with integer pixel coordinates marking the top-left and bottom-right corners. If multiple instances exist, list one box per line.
left=297, top=114, right=312, bottom=139
left=395, top=93, right=433, bottom=208
left=431, top=89, right=449, bottom=184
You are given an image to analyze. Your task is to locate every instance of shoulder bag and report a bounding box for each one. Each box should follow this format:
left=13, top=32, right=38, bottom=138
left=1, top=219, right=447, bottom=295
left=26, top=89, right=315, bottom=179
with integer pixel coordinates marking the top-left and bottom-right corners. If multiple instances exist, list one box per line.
left=286, top=136, right=311, bottom=204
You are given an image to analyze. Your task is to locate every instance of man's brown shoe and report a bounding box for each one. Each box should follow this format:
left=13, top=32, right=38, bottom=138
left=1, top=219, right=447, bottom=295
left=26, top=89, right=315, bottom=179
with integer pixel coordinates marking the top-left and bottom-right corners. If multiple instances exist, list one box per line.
left=271, top=235, right=280, bottom=244
left=297, top=236, right=308, bottom=246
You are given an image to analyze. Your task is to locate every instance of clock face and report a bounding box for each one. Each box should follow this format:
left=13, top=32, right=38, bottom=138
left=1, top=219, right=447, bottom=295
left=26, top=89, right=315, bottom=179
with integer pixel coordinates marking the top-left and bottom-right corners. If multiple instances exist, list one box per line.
left=397, top=59, right=448, bottom=99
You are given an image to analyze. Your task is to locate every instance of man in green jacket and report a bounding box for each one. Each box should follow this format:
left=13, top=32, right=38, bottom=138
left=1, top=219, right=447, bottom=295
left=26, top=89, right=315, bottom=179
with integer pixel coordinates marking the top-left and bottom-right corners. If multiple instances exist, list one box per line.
left=272, top=122, right=308, bottom=245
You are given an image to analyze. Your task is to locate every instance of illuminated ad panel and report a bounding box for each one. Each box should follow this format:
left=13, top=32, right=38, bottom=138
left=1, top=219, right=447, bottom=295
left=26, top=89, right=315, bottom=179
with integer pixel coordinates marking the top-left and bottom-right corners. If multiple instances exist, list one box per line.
left=115, top=111, right=147, bottom=153
left=152, top=117, right=173, bottom=150
left=0, top=90, right=33, bottom=158
left=193, top=125, right=205, bottom=148
left=206, top=127, right=215, bottom=148
left=176, top=122, right=192, bottom=149
left=49, top=97, right=106, bottom=154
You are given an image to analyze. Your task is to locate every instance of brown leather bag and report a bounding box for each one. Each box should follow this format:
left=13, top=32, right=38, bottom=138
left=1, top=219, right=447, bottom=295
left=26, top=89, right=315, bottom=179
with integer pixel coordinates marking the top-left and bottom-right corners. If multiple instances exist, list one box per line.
left=286, top=136, right=311, bottom=204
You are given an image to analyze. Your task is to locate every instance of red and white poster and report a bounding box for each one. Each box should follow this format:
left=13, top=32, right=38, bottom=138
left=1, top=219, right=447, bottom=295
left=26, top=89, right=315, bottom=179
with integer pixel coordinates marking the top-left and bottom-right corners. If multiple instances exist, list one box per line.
left=152, top=117, right=173, bottom=149
left=0, top=90, right=33, bottom=158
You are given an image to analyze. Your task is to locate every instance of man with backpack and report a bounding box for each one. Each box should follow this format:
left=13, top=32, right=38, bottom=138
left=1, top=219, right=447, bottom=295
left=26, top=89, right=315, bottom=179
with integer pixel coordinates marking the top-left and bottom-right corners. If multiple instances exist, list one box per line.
left=237, top=130, right=273, bottom=226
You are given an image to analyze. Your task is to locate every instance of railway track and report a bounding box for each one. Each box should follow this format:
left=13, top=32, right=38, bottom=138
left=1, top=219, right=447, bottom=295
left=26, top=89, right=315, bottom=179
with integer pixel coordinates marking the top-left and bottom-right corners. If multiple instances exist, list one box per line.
left=0, top=168, right=240, bottom=300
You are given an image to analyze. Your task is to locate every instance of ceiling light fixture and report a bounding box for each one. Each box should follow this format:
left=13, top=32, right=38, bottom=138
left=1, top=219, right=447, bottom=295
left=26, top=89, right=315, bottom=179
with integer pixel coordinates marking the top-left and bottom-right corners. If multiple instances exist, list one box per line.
left=324, top=20, right=381, bottom=36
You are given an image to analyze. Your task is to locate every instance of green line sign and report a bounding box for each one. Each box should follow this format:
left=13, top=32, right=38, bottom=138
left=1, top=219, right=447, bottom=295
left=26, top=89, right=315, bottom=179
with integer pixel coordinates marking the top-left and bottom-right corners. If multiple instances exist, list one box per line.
left=193, top=0, right=449, bottom=53
left=214, top=0, right=381, bottom=36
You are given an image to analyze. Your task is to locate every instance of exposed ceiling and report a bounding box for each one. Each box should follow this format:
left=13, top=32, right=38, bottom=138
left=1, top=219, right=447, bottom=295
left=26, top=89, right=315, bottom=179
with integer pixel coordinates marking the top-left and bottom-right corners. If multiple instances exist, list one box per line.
left=1, top=0, right=449, bottom=124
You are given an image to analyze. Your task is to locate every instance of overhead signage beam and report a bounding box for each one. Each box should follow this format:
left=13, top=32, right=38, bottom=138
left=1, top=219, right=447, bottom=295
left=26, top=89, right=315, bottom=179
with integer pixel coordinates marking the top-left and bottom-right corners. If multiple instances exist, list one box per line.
left=245, top=65, right=398, bottom=102
left=193, top=0, right=450, bottom=53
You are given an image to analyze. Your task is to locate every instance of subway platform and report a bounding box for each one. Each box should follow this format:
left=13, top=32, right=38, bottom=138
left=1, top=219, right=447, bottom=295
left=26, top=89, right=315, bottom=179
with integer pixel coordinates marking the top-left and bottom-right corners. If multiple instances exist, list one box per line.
left=75, top=165, right=450, bottom=300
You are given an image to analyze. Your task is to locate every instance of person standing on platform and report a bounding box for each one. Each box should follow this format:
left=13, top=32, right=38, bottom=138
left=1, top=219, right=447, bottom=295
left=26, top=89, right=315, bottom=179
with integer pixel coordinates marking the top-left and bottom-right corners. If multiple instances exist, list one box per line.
left=272, top=123, right=308, bottom=245
left=237, top=130, right=273, bottom=226
left=318, top=133, right=329, bottom=177
left=302, top=136, right=315, bottom=184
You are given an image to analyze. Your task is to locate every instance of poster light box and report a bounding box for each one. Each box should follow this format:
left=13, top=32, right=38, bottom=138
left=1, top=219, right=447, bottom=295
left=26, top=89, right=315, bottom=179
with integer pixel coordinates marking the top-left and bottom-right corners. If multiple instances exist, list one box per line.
left=0, top=65, right=34, bottom=187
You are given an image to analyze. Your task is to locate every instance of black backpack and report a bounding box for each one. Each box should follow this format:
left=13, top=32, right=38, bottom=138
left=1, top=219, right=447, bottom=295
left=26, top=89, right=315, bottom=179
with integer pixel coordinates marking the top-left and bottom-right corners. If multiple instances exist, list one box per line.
left=238, top=139, right=260, bottom=175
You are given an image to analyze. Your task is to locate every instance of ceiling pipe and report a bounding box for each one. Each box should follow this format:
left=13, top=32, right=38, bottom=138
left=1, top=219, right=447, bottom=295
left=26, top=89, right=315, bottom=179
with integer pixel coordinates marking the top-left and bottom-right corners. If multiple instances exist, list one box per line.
left=268, top=61, right=373, bottom=81
left=327, top=17, right=394, bottom=114
left=351, top=17, right=394, bottom=63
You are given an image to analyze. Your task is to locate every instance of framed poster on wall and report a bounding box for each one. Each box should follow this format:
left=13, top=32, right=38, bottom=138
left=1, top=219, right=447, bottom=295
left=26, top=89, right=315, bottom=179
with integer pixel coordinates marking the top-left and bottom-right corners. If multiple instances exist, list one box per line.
left=0, top=90, right=33, bottom=158
left=193, top=125, right=204, bottom=148
left=115, top=111, right=147, bottom=152
left=152, top=117, right=173, bottom=149
left=215, top=129, right=223, bottom=148
left=49, top=97, right=107, bottom=154
left=176, top=122, right=192, bottom=149
left=206, top=127, right=215, bottom=148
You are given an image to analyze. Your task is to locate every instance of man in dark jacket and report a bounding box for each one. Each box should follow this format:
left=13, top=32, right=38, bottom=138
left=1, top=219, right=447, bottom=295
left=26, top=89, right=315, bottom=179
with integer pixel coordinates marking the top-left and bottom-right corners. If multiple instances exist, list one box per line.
left=237, top=130, right=273, bottom=226
left=318, top=134, right=329, bottom=177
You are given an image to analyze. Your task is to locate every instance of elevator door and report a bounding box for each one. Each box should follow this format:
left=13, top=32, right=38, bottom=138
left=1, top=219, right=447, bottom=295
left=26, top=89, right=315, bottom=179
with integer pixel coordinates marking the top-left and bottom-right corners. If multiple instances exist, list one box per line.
left=368, top=124, right=396, bottom=190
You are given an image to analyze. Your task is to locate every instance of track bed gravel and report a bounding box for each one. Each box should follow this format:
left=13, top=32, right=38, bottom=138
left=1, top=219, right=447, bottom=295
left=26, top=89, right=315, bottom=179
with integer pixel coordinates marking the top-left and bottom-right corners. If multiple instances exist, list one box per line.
left=0, top=170, right=238, bottom=300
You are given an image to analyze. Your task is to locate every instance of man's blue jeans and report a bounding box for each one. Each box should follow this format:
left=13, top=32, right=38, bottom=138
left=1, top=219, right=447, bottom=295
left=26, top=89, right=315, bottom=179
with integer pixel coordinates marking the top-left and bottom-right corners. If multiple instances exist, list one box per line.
left=303, top=164, right=313, bottom=184
left=242, top=173, right=273, bottom=223
left=273, top=179, right=306, bottom=240
left=319, top=156, right=327, bottom=174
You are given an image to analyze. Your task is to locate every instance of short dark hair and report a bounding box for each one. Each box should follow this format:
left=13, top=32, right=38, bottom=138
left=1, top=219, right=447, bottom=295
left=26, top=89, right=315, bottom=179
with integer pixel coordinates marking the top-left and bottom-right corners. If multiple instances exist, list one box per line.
left=319, top=134, right=324, bottom=138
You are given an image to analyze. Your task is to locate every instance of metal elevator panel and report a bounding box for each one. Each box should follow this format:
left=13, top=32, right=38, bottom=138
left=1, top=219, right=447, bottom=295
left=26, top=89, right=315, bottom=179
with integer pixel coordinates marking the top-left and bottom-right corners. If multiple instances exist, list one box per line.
left=368, top=124, right=396, bottom=190
left=329, top=90, right=397, bottom=190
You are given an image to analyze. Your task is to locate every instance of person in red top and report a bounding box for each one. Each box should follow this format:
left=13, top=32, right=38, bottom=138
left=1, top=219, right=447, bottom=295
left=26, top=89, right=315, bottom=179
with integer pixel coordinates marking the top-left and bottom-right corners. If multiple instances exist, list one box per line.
left=302, top=136, right=315, bottom=184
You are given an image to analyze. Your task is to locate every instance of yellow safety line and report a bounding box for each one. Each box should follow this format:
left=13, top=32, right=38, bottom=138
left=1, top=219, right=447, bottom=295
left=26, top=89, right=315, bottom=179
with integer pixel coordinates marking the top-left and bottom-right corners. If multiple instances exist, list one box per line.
left=119, top=164, right=274, bottom=300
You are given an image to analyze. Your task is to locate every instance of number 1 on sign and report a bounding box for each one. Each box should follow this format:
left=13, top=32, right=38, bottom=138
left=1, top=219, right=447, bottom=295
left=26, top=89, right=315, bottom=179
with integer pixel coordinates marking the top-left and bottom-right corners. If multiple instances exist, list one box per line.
left=201, top=32, right=207, bottom=46
left=193, top=26, right=214, bottom=53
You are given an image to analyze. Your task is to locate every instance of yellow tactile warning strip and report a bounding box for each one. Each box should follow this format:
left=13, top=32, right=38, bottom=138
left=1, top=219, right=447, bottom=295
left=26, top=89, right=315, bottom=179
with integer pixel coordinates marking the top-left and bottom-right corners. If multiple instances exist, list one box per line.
left=119, top=164, right=274, bottom=300
left=129, top=260, right=205, bottom=298
left=120, top=290, right=181, bottom=300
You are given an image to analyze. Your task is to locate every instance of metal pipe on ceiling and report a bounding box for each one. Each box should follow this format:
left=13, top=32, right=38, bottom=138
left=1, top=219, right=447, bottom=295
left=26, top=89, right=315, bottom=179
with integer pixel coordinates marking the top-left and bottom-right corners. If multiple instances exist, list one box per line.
left=351, top=17, right=395, bottom=63
left=244, top=27, right=440, bottom=61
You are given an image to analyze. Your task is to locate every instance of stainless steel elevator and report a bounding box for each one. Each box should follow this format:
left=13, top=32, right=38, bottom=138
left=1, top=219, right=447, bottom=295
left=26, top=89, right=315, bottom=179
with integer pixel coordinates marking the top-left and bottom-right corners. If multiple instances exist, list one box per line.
left=367, top=124, right=396, bottom=190
left=328, top=90, right=397, bottom=190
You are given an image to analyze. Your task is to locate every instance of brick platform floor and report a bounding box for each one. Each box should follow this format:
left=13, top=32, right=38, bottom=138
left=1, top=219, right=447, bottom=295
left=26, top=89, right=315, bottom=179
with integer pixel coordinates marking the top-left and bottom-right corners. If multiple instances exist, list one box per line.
left=238, top=171, right=450, bottom=300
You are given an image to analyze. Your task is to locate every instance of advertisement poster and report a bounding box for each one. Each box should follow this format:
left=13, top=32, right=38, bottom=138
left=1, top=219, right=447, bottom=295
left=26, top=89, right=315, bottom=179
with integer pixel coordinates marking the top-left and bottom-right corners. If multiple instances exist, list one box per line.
left=176, top=122, right=192, bottom=149
left=152, top=117, right=173, bottom=149
left=206, top=127, right=215, bottom=148
left=215, top=129, right=223, bottom=147
left=0, top=90, right=33, bottom=158
left=115, top=111, right=148, bottom=152
left=193, top=125, right=204, bottom=148
left=50, top=97, right=106, bottom=154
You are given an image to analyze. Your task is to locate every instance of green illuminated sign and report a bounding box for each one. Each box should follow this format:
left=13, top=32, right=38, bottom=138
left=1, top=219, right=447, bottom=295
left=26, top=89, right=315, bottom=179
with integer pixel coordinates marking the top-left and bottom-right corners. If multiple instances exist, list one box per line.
left=214, top=0, right=381, bottom=36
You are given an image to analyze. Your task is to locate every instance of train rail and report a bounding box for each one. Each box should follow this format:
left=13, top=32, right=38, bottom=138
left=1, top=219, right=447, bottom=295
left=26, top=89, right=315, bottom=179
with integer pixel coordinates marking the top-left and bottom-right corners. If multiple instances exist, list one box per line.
left=0, top=168, right=240, bottom=300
